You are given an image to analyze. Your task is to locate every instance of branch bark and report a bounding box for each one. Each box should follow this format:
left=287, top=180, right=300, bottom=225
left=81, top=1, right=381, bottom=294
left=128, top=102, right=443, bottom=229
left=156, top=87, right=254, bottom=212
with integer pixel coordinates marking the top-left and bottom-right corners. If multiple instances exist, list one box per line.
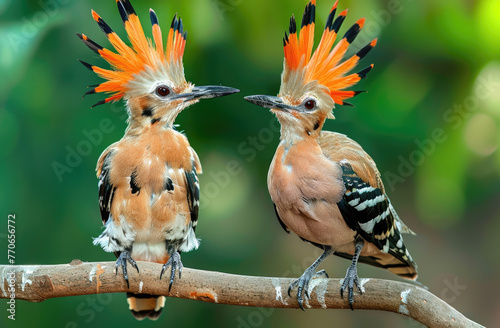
left=0, top=261, right=483, bottom=328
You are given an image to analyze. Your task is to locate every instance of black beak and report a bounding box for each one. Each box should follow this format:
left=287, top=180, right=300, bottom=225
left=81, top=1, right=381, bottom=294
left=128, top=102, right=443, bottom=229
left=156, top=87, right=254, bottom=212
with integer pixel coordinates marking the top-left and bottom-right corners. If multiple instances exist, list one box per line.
left=244, top=95, right=295, bottom=111
left=172, top=85, right=239, bottom=101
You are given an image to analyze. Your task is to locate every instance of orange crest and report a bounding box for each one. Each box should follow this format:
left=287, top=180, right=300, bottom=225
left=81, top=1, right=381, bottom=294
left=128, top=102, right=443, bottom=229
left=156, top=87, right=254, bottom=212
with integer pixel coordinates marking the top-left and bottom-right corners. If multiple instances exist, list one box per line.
left=78, top=0, right=187, bottom=107
left=283, top=0, right=376, bottom=106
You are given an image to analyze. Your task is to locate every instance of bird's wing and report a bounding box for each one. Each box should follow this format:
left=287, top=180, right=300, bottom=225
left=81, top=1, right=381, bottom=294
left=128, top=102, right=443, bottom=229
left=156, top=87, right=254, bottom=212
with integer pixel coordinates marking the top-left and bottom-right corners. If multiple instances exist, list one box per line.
left=183, top=166, right=200, bottom=231
left=318, top=131, right=384, bottom=190
left=183, top=148, right=201, bottom=231
left=97, top=148, right=116, bottom=225
left=337, top=160, right=397, bottom=250
left=337, top=160, right=417, bottom=278
left=273, top=203, right=290, bottom=234
left=190, top=147, right=202, bottom=174
left=319, top=131, right=414, bottom=234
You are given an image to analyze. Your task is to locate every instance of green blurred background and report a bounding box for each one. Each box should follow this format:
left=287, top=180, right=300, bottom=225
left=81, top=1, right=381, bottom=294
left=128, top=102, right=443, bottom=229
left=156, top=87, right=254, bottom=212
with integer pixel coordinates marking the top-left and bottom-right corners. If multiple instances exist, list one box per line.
left=1, top=0, right=499, bottom=327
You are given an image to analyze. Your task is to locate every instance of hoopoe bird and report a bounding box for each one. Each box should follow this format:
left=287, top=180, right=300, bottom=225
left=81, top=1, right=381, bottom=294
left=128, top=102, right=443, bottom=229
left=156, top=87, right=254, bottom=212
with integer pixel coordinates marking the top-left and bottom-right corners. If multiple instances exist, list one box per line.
left=77, top=0, right=238, bottom=320
left=245, top=0, right=418, bottom=310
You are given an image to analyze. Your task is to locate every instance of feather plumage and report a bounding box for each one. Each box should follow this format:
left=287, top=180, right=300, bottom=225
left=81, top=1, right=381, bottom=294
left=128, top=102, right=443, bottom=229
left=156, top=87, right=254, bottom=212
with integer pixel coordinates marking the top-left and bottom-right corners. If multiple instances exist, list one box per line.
left=77, top=1, right=188, bottom=107
left=282, top=0, right=376, bottom=107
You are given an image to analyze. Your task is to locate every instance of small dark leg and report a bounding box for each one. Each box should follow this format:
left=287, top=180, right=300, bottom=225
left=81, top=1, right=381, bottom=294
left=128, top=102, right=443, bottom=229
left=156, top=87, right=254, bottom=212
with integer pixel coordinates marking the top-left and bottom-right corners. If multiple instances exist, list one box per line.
left=340, top=237, right=364, bottom=310
left=115, top=249, right=139, bottom=289
left=160, top=251, right=183, bottom=292
left=288, top=246, right=332, bottom=311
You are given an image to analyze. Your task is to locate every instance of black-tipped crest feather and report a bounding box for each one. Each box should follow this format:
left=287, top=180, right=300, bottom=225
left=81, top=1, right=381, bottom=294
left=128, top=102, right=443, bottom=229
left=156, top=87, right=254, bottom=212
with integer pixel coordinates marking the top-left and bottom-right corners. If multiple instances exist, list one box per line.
left=331, top=13, right=346, bottom=33
left=357, top=65, right=373, bottom=79
left=117, top=1, right=128, bottom=23
left=301, top=1, right=315, bottom=28
left=78, top=59, right=94, bottom=71
left=289, top=15, right=297, bottom=34
left=77, top=34, right=103, bottom=54
left=149, top=9, right=159, bottom=26
left=171, top=14, right=178, bottom=30
left=84, top=87, right=97, bottom=98
left=91, top=99, right=107, bottom=108
left=95, top=16, right=113, bottom=35
left=121, top=0, right=136, bottom=15
left=356, top=41, right=376, bottom=60
left=343, top=22, right=362, bottom=44
left=325, top=8, right=336, bottom=30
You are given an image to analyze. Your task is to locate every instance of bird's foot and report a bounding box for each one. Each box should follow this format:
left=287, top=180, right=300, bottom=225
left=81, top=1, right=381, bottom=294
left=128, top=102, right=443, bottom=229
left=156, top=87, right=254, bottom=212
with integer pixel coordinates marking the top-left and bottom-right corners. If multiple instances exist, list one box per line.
left=115, top=250, right=139, bottom=288
left=160, top=252, right=183, bottom=292
left=340, top=262, right=363, bottom=310
left=288, top=269, right=329, bottom=311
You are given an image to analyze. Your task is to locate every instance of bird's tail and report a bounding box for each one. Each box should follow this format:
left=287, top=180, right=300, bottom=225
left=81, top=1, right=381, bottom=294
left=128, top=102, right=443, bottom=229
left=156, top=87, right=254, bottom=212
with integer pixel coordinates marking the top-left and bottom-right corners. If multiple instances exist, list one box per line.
left=371, top=225, right=419, bottom=280
left=334, top=248, right=418, bottom=280
left=127, top=293, right=166, bottom=321
left=364, top=251, right=418, bottom=280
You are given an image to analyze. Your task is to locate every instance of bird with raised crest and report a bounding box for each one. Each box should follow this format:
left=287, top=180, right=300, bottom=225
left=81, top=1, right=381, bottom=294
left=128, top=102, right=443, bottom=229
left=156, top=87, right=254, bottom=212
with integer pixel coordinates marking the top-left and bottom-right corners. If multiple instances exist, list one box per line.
left=77, top=0, right=239, bottom=320
left=245, top=0, right=418, bottom=310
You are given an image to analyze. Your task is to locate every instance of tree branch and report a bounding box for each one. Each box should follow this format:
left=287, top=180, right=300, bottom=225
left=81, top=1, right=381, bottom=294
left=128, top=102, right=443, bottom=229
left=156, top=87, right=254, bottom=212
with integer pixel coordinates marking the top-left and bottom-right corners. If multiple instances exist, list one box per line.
left=0, top=261, right=483, bottom=327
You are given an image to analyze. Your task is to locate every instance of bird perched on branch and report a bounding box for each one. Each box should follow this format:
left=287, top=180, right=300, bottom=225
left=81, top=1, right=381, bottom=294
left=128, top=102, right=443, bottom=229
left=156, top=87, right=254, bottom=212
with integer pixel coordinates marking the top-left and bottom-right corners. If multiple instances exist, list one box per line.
left=77, top=0, right=238, bottom=320
left=245, top=0, right=418, bottom=310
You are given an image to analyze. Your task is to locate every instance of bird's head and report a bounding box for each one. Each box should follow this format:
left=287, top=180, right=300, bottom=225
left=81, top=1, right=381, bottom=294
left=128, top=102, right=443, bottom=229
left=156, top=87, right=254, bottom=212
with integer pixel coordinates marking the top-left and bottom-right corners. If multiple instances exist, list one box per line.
left=78, top=0, right=239, bottom=130
left=245, top=0, right=376, bottom=140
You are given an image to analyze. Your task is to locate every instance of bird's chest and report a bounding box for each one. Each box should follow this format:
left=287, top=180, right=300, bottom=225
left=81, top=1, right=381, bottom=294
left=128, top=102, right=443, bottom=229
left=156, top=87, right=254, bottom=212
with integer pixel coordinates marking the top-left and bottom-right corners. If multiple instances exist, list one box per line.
left=107, top=130, right=194, bottom=234
left=268, top=145, right=297, bottom=203
left=110, top=129, right=192, bottom=192
left=268, top=142, right=354, bottom=246
left=267, top=142, right=342, bottom=203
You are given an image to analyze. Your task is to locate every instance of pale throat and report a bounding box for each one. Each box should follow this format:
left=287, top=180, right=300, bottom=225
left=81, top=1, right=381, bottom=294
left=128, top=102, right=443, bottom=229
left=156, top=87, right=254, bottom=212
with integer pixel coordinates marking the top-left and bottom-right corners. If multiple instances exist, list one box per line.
left=159, top=109, right=183, bottom=127
left=128, top=101, right=189, bottom=132
left=278, top=119, right=310, bottom=148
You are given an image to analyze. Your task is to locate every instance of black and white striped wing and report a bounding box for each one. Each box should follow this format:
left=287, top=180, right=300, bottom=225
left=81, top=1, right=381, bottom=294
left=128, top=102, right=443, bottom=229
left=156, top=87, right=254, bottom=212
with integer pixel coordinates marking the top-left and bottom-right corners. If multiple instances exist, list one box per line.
left=98, top=152, right=116, bottom=225
left=337, top=160, right=412, bottom=266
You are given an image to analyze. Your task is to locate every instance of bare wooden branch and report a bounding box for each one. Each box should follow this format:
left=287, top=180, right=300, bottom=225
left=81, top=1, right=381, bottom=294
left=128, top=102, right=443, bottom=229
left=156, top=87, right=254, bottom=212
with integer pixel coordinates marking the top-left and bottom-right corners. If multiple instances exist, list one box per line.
left=0, top=261, right=483, bottom=327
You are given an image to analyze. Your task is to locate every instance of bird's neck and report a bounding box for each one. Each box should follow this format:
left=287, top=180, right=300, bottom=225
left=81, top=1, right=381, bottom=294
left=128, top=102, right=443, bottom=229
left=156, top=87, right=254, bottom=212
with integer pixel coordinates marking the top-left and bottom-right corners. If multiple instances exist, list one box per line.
left=279, top=124, right=318, bottom=148
left=124, top=99, right=183, bottom=136
left=124, top=119, right=176, bottom=137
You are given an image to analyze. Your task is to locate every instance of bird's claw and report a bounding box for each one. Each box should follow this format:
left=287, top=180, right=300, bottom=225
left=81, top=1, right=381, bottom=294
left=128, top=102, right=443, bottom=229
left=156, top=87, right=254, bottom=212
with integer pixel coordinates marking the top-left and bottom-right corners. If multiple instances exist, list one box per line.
left=288, top=269, right=329, bottom=311
left=160, top=252, right=183, bottom=292
left=340, top=263, right=362, bottom=310
left=115, top=250, right=139, bottom=289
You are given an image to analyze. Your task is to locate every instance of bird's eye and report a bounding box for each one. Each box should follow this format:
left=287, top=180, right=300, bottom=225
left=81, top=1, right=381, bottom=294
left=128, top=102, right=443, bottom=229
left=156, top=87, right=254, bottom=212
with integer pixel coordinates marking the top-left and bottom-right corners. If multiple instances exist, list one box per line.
left=304, top=99, right=316, bottom=110
left=156, top=86, right=171, bottom=97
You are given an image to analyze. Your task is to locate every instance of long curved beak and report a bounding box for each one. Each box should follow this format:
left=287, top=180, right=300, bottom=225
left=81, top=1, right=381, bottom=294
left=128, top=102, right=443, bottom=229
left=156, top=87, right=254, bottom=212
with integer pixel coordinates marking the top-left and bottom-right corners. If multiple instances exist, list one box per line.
left=244, top=95, right=295, bottom=111
left=173, top=85, right=240, bottom=101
